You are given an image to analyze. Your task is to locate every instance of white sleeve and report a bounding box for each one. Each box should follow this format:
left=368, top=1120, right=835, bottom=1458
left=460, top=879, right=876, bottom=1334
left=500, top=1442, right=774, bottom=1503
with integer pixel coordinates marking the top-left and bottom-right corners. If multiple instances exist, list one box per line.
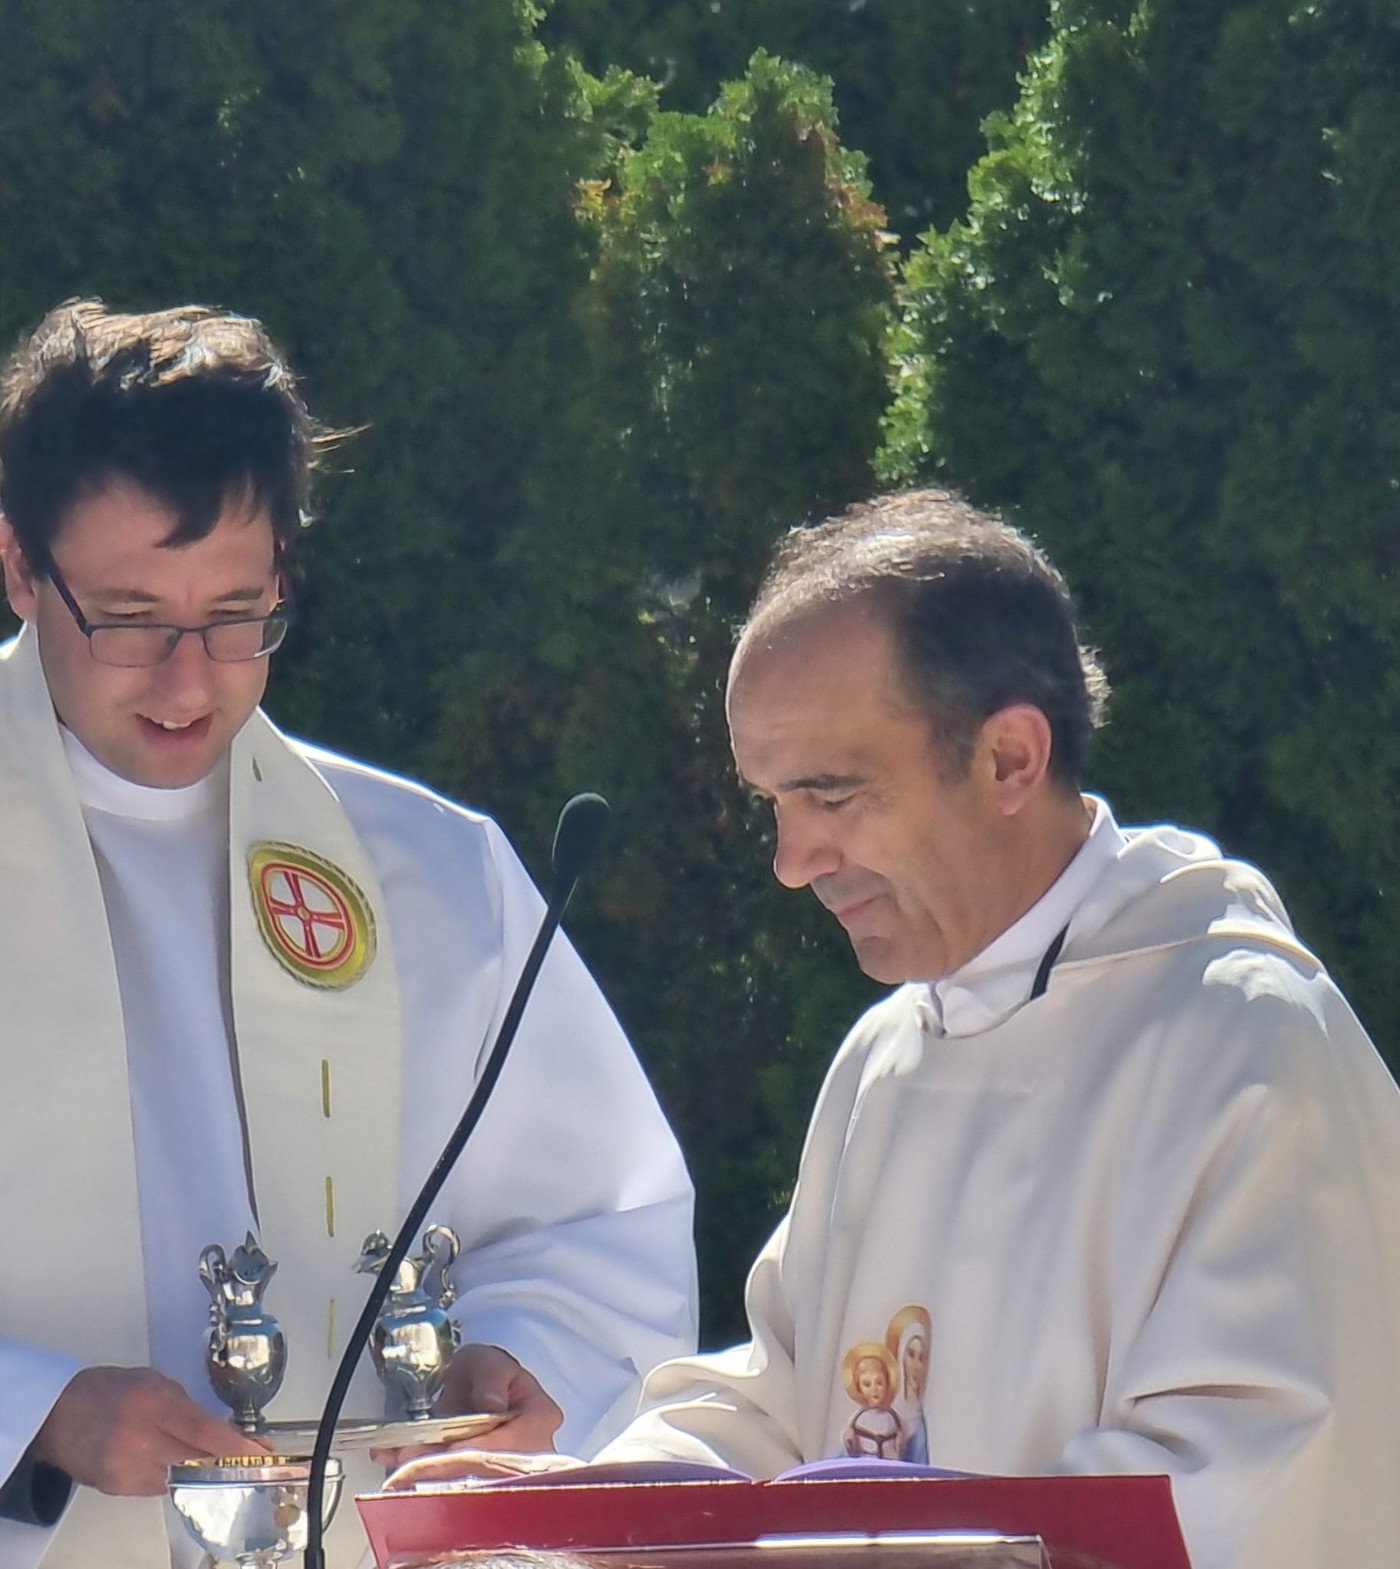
left=596, top=1215, right=805, bottom=1476
left=0, top=1340, right=81, bottom=1563
left=390, top=807, right=697, bottom=1457
left=1054, top=976, right=1400, bottom=1569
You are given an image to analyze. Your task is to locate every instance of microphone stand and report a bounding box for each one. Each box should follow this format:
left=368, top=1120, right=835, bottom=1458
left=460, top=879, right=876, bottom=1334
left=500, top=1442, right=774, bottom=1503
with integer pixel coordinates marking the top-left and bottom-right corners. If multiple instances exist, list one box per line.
left=303, top=792, right=610, bottom=1568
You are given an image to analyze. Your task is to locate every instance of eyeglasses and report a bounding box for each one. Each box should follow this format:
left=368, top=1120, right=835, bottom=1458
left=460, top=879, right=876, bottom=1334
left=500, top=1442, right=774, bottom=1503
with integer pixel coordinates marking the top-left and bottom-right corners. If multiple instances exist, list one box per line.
left=44, top=560, right=294, bottom=668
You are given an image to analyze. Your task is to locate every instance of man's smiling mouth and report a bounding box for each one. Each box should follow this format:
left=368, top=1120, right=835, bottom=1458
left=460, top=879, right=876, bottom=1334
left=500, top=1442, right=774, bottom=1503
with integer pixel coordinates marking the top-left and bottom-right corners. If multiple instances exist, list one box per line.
left=139, top=714, right=210, bottom=734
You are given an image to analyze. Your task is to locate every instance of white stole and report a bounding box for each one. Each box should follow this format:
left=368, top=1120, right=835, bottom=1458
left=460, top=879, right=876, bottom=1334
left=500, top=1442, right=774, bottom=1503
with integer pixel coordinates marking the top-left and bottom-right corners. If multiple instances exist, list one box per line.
left=0, top=626, right=403, bottom=1567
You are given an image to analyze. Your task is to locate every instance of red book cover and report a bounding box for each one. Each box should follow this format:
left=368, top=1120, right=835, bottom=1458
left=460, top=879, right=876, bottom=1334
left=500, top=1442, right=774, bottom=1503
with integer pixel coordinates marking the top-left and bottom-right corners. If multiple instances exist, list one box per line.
left=358, top=1469, right=1192, bottom=1569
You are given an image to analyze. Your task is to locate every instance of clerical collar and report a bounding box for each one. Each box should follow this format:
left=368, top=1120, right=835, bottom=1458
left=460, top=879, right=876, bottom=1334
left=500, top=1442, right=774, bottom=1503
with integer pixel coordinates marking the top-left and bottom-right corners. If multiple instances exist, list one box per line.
left=61, top=726, right=227, bottom=824
left=920, top=795, right=1127, bottom=1038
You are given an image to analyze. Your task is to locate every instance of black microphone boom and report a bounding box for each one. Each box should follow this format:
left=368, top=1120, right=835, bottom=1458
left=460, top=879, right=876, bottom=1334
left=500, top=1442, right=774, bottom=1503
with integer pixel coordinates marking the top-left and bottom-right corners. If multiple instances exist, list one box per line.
left=304, top=791, right=611, bottom=1568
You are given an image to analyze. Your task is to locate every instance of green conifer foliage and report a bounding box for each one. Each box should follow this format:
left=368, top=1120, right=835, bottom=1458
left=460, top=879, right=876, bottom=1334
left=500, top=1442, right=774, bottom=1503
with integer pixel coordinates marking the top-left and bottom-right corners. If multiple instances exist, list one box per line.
left=541, top=0, right=1049, bottom=235
left=884, top=0, right=1400, bottom=1065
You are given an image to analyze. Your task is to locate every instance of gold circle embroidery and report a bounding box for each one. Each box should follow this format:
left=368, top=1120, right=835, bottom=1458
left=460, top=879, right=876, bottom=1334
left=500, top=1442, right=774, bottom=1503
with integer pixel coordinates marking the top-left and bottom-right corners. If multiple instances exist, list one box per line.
left=247, top=843, right=376, bottom=989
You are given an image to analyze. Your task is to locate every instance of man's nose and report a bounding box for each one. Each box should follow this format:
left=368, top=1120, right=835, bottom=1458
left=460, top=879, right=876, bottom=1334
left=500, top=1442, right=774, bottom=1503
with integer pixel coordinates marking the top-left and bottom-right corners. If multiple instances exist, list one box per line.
left=772, top=808, right=841, bottom=889
left=154, top=629, right=217, bottom=695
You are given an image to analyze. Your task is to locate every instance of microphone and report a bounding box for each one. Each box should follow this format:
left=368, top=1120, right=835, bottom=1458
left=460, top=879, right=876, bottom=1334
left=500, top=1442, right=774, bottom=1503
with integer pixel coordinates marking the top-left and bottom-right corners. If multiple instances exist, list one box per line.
left=304, top=792, right=611, bottom=1567
left=552, top=791, right=610, bottom=891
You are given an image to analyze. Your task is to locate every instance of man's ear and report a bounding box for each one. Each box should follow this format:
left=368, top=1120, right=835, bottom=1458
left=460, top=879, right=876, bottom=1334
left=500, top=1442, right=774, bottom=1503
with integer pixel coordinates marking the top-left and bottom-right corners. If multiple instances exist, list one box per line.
left=980, top=703, right=1054, bottom=817
left=0, top=516, right=39, bottom=622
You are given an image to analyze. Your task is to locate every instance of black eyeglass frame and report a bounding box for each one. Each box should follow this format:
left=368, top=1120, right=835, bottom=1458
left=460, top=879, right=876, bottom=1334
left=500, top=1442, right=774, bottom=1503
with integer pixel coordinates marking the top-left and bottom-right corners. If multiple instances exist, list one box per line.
left=42, top=558, right=295, bottom=667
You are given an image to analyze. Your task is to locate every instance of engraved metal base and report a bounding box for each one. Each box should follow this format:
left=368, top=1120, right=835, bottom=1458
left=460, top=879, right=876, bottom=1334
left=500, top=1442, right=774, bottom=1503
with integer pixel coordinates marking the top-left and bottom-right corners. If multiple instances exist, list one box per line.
left=264, top=1409, right=512, bottom=1455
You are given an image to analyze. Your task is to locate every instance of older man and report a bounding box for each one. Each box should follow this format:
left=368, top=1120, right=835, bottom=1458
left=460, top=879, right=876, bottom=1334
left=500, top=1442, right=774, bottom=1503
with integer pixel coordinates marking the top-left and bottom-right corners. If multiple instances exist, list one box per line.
left=603, top=490, right=1400, bottom=1569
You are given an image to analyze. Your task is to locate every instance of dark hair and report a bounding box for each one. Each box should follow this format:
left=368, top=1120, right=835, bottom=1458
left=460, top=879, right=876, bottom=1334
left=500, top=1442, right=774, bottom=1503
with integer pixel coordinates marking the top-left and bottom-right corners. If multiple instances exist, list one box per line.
left=746, top=488, right=1110, bottom=788
left=0, top=299, right=336, bottom=571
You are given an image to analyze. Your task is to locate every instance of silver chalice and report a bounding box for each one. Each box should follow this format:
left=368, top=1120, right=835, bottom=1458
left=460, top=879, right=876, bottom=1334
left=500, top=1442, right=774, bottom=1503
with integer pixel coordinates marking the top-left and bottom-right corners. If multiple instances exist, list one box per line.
left=168, top=1456, right=343, bottom=1569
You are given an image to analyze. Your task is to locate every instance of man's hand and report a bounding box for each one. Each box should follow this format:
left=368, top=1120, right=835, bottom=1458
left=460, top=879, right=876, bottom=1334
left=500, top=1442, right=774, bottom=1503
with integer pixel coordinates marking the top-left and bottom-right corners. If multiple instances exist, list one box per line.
left=384, top=1447, right=582, bottom=1492
left=372, top=1343, right=563, bottom=1468
left=439, top=1342, right=563, bottom=1450
left=33, top=1366, right=270, bottom=1496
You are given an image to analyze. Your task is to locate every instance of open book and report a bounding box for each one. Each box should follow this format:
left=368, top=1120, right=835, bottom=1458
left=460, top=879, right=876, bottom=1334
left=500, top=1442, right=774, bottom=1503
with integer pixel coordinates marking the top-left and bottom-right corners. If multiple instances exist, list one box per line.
left=386, top=1450, right=972, bottom=1493
left=358, top=1452, right=1192, bottom=1569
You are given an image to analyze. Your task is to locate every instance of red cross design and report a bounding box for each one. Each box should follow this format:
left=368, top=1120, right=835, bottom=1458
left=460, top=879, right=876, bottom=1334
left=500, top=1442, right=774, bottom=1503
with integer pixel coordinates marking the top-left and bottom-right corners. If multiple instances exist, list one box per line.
left=259, top=862, right=355, bottom=970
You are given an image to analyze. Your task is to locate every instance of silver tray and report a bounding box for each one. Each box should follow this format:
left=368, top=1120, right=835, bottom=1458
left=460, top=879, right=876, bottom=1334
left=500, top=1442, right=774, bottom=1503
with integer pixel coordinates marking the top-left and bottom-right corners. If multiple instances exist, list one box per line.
left=264, top=1410, right=510, bottom=1456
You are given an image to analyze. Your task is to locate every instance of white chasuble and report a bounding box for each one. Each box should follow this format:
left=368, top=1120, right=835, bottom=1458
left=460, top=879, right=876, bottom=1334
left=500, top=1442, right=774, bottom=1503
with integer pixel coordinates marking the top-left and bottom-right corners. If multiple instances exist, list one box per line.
left=0, top=626, right=403, bottom=1566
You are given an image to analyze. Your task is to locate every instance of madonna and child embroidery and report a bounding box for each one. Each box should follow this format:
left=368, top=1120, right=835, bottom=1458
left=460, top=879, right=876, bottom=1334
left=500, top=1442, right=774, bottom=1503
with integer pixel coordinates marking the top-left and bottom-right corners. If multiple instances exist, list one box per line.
left=839, top=1303, right=931, bottom=1464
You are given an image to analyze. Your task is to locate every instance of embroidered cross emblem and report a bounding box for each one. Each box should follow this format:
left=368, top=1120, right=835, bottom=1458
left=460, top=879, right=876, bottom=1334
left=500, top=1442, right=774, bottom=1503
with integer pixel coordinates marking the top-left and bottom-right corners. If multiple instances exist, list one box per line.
left=248, top=843, right=376, bottom=988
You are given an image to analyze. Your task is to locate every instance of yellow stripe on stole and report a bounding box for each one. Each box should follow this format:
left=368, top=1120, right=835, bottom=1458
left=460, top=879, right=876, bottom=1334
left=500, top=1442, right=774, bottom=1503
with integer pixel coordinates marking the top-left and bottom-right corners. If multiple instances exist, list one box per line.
left=323, top=1065, right=336, bottom=1356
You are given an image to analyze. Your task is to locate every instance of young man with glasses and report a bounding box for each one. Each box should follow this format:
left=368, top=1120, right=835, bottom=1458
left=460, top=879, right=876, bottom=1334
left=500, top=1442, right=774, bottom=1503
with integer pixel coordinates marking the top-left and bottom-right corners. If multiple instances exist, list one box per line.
left=0, top=300, right=697, bottom=1569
